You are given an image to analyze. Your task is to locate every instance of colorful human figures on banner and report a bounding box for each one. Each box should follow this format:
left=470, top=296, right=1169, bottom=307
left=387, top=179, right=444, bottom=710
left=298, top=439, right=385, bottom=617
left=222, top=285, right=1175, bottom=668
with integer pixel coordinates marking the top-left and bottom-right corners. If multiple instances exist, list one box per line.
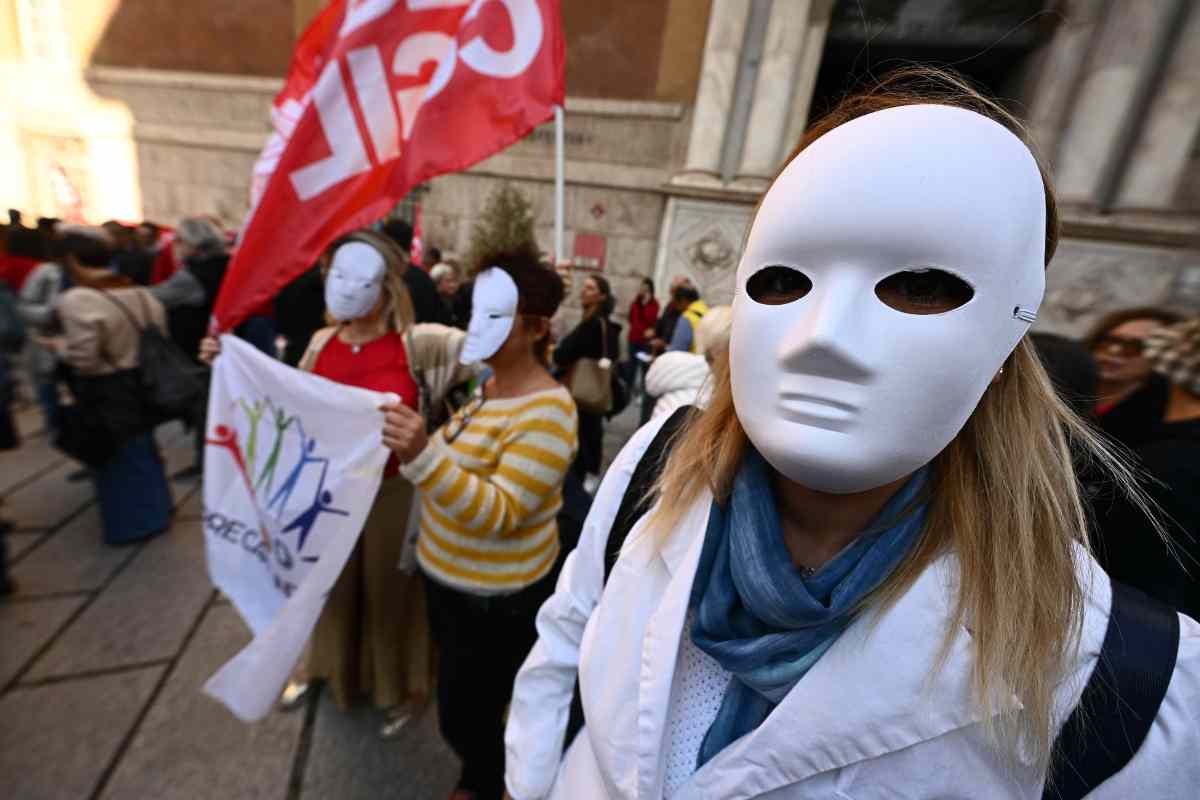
left=210, top=400, right=354, bottom=560
left=238, top=398, right=268, bottom=473
left=207, top=423, right=275, bottom=549
left=267, top=419, right=330, bottom=513
left=256, top=404, right=296, bottom=495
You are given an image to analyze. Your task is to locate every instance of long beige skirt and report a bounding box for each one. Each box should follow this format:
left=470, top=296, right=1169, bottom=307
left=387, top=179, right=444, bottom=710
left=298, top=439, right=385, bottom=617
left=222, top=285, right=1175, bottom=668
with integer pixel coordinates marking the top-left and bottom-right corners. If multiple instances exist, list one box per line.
left=307, top=476, right=434, bottom=710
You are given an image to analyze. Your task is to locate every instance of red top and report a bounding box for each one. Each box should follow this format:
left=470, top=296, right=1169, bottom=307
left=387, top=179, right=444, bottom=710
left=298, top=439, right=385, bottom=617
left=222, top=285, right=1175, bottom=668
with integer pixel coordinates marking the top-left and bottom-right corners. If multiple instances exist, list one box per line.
left=628, top=297, right=660, bottom=345
left=314, top=330, right=418, bottom=478
left=150, top=240, right=179, bottom=285
left=1, top=254, right=41, bottom=292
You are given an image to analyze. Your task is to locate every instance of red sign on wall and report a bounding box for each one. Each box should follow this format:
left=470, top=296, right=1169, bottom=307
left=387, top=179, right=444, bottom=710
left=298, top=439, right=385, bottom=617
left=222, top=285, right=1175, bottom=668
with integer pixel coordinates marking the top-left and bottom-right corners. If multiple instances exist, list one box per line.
left=572, top=232, right=606, bottom=271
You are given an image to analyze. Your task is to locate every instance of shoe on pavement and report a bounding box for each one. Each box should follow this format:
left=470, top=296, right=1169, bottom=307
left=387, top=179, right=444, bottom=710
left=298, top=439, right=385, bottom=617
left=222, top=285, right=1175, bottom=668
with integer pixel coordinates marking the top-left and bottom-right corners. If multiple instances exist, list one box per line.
left=278, top=681, right=311, bottom=711
left=379, top=710, right=413, bottom=739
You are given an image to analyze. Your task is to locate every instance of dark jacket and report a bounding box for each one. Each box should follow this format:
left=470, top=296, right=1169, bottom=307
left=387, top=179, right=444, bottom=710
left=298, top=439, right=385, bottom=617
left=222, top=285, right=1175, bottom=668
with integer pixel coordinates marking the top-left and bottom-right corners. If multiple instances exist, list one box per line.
left=167, top=252, right=228, bottom=363
left=555, top=314, right=623, bottom=477
left=404, top=266, right=452, bottom=326
left=274, top=266, right=326, bottom=366
left=554, top=314, right=622, bottom=371
left=1092, top=418, right=1200, bottom=621
left=1097, top=374, right=1170, bottom=450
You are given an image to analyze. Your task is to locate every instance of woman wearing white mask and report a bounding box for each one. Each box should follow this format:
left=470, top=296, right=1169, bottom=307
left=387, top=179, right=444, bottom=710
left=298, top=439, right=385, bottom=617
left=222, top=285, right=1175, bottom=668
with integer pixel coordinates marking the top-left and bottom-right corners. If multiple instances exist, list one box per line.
left=201, top=229, right=470, bottom=736
left=381, top=245, right=577, bottom=800
left=503, top=69, right=1200, bottom=800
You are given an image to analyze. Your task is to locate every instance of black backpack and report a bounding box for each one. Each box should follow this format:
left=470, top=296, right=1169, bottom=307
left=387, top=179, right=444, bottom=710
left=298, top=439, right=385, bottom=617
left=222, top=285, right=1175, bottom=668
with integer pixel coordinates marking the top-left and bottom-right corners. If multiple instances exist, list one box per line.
left=99, top=290, right=206, bottom=422
left=563, top=408, right=1179, bottom=800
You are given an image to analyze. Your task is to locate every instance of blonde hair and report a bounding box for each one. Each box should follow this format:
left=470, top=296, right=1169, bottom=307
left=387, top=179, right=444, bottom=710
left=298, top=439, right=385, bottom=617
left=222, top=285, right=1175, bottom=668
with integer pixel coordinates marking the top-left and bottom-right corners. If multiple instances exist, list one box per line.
left=646, top=67, right=1157, bottom=769
left=323, top=229, right=416, bottom=333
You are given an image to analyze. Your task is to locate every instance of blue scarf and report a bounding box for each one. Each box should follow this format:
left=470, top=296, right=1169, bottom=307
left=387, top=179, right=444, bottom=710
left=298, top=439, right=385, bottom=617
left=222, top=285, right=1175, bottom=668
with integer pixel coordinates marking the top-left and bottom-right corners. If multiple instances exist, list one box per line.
left=690, top=449, right=929, bottom=767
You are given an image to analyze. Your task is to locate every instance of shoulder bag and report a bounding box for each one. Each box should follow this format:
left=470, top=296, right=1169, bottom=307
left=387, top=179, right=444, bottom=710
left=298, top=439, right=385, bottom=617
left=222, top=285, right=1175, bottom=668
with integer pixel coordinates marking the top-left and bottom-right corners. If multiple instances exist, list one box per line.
left=568, top=318, right=613, bottom=415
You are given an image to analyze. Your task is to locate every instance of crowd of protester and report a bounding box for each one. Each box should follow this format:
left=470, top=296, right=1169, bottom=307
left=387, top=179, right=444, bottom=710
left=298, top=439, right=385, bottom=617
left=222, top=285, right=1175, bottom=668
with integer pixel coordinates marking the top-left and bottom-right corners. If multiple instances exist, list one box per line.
left=3, top=183, right=1200, bottom=798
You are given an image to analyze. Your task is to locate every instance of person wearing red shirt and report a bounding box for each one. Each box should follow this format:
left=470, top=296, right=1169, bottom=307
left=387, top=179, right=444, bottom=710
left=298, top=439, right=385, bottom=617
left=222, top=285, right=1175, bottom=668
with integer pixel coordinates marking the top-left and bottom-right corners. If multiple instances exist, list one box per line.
left=200, top=229, right=472, bottom=738
left=624, top=276, right=659, bottom=394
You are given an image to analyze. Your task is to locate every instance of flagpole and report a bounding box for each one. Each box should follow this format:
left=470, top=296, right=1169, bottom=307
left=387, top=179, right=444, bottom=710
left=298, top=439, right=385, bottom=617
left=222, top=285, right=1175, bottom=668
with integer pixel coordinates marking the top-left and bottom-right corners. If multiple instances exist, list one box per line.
left=554, top=104, right=565, bottom=265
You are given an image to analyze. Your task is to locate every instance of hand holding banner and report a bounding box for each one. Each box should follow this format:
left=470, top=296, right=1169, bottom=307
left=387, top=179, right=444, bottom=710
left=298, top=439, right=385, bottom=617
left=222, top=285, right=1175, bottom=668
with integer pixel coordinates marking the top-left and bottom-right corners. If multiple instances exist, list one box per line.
left=202, top=335, right=394, bottom=721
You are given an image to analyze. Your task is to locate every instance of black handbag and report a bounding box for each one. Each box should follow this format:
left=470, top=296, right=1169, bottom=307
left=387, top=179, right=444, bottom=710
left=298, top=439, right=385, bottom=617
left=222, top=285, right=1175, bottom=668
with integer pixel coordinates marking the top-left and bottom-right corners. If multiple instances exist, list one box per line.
left=97, top=290, right=206, bottom=421
left=54, top=369, right=147, bottom=466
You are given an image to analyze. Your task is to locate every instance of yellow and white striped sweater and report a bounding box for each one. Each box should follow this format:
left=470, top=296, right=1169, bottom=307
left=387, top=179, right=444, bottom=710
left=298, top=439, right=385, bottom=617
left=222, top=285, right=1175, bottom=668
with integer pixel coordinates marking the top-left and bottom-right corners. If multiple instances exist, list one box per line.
left=401, top=385, right=579, bottom=595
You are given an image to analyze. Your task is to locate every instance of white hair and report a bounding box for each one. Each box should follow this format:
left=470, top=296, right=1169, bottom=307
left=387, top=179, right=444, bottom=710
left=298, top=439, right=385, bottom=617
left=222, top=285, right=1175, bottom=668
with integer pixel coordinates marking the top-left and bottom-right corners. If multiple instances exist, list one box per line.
left=175, top=217, right=225, bottom=255
left=695, top=305, right=732, bottom=356
left=430, top=262, right=459, bottom=283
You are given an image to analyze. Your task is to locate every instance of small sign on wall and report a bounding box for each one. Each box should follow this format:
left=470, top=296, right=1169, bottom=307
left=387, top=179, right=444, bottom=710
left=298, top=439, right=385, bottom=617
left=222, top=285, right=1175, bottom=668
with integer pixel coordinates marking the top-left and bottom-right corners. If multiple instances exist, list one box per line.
left=572, top=232, right=606, bottom=271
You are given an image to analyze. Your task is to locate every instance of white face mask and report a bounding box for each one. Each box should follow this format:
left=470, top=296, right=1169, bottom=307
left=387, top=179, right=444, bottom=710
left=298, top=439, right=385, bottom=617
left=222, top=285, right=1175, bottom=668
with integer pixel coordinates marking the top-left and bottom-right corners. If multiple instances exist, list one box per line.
left=324, top=242, right=386, bottom=322
left=730, top=105, right=1046, bottom=494
left=460, top=267, right=518, bottom=364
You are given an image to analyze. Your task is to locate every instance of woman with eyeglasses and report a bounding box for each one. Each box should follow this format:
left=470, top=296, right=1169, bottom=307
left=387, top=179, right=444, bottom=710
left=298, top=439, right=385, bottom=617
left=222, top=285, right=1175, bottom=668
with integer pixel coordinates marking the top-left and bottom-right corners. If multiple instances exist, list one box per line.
left=1086, top=307, right=1183, bottom=450
left=381, top=245, right=577, bottom=800
left=200, top=229, right=472, bottom=738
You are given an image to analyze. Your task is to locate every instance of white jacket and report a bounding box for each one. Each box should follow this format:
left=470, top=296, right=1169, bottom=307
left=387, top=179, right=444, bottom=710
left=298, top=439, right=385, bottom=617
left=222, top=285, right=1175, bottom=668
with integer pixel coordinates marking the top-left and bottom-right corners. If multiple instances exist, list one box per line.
left=505, top=415, right=1200, bottom=800
left=643, top=351, right=710, bottom=420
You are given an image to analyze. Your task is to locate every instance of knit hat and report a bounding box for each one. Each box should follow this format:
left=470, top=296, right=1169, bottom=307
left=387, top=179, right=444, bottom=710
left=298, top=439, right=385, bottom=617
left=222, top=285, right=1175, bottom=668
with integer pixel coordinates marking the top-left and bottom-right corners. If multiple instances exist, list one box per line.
left=695, top=305, right=733, bottom=356
left=1145, top=318, right=1200, bottom=395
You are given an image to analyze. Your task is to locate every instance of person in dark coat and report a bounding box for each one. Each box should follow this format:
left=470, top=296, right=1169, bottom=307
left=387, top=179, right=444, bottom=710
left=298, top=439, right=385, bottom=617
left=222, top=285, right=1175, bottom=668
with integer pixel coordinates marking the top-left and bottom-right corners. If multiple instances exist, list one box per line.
left=553, top=275, right=621, bottom=484
left=1093, top=318, right=1200, bottom=621
left=274, top=263, right=328, bottom=366
left=380, top=219, right=451, bottom=326
left=1086, top=307, right=1183, bottom=450
left=1031, top=333, right=1098, bottom=419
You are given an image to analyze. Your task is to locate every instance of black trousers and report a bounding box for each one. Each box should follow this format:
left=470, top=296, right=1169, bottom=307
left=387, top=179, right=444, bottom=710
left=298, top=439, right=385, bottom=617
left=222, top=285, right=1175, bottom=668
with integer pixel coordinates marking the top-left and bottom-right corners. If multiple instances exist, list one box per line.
left=423, top=570, right=555, bottom=800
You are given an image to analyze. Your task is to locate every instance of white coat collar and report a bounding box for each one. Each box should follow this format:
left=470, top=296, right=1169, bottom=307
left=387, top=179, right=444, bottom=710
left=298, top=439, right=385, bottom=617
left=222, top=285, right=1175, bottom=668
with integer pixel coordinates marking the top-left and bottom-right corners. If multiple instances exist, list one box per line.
left=632, top=497, right=1111, bottom=800
left=679, top=552, right=1011, bottom=799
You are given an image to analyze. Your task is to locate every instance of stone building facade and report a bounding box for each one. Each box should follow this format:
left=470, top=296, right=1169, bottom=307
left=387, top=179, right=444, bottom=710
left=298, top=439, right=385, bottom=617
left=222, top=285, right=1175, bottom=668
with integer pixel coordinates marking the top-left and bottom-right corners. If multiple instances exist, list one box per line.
left=2, top=0, right=1197, bottom=338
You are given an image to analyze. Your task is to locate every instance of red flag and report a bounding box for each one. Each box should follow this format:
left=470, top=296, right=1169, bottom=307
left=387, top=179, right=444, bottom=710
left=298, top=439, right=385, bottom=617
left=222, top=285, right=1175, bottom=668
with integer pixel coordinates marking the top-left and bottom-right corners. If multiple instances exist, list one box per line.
left=410, top=204, right=424, bottom=268
left=214, top=0, right=564, bottom=331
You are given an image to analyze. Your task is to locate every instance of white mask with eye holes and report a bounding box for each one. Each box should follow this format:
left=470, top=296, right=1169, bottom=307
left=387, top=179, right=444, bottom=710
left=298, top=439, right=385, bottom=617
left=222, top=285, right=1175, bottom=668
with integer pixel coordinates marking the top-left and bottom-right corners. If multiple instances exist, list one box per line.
left=460, top=267, right=518, bottom=364
left=324, top=242, right=386, bottom=322
left=730, top=104, right=1046, bottom=494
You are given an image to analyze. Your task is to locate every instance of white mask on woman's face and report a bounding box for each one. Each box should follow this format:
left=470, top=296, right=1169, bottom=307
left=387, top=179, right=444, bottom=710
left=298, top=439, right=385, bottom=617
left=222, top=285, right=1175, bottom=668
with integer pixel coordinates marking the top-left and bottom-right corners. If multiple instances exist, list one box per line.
left=460, top=267, right=518, bottom=364
left=324, top=242, right=385, bottom=322
left=730, top=105, right=1046, bottom=494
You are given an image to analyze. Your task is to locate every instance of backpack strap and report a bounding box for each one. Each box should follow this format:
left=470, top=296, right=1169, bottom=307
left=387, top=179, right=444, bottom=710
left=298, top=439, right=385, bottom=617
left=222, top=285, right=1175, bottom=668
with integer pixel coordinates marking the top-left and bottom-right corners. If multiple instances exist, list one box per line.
left=297, top=326, right=340, bottom=373
left=1043, top=580, right=1179, bottom=800
left=602, top=404, right=692, bottom=581
left=564, top=405, right=693, bottom=754
left=93, top=288, right=144, bottom=333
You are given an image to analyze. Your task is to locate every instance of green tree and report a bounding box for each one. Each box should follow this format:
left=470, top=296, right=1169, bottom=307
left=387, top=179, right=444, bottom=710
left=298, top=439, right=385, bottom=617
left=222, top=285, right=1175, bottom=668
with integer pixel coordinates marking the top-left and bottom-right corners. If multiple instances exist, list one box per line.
left=464, top=182, right=538, bottom=276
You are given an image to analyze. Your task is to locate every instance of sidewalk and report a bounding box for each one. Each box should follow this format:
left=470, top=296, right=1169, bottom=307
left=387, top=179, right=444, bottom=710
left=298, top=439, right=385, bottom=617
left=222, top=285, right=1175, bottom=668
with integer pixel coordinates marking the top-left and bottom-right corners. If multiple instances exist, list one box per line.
left=0, top=400, right=644, bottom=799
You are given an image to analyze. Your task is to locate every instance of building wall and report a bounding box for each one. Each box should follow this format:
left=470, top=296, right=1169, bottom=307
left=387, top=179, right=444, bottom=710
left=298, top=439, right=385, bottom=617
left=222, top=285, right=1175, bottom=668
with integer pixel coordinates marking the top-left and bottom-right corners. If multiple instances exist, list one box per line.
left=89, top=0, right=292, bottom=77
left=86, top=67, right=278, bottom=226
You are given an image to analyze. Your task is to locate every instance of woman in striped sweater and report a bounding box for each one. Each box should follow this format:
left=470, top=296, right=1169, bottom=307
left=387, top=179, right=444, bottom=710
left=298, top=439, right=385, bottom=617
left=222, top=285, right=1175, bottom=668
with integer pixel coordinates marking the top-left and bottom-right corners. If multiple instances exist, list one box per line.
left=382, top=246, right=578, bottom=800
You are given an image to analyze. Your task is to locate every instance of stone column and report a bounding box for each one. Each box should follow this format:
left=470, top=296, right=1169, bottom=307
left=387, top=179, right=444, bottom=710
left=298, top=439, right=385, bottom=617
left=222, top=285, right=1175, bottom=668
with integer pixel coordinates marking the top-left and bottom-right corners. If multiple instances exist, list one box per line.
left=780, top=0, right=835, bottom=161
left=732, top=0, right=812, bottom=190
left=674, top=0, right=752, bottom=187
left=1115, top=5, right=1200, bottom=210
left=1053, top=0, right=1182, bottom=206
left=1018, top=0, right=1110, bottom=168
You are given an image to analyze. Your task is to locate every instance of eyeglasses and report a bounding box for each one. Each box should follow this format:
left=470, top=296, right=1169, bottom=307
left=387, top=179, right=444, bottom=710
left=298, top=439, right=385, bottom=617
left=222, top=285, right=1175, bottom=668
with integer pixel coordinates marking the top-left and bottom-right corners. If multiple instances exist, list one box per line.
left=1094, top=335, right=1145, bottom=357
left=443, top=391, right=487, bottom=445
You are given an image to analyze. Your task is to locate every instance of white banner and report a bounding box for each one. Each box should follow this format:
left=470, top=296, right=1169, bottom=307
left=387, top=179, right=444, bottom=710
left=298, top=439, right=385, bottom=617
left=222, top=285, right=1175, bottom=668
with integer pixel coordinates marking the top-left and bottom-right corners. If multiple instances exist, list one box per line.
left=201, top=335, right=394, bottom=721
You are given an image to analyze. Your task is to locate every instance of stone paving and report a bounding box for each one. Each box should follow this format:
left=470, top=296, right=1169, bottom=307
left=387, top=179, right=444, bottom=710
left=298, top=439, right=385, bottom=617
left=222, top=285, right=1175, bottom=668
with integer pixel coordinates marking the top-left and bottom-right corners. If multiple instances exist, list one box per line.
left=1, top=398, right=643, bottom=800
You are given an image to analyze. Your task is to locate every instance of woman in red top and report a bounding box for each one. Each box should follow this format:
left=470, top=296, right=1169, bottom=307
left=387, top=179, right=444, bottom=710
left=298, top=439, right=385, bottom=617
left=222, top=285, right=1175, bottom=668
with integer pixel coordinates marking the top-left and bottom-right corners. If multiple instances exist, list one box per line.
left=203, top=229, right=458, bottom=737
left=293, top=230, right=432, bottom=735
left=624, top=276, right=659, bottom=394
